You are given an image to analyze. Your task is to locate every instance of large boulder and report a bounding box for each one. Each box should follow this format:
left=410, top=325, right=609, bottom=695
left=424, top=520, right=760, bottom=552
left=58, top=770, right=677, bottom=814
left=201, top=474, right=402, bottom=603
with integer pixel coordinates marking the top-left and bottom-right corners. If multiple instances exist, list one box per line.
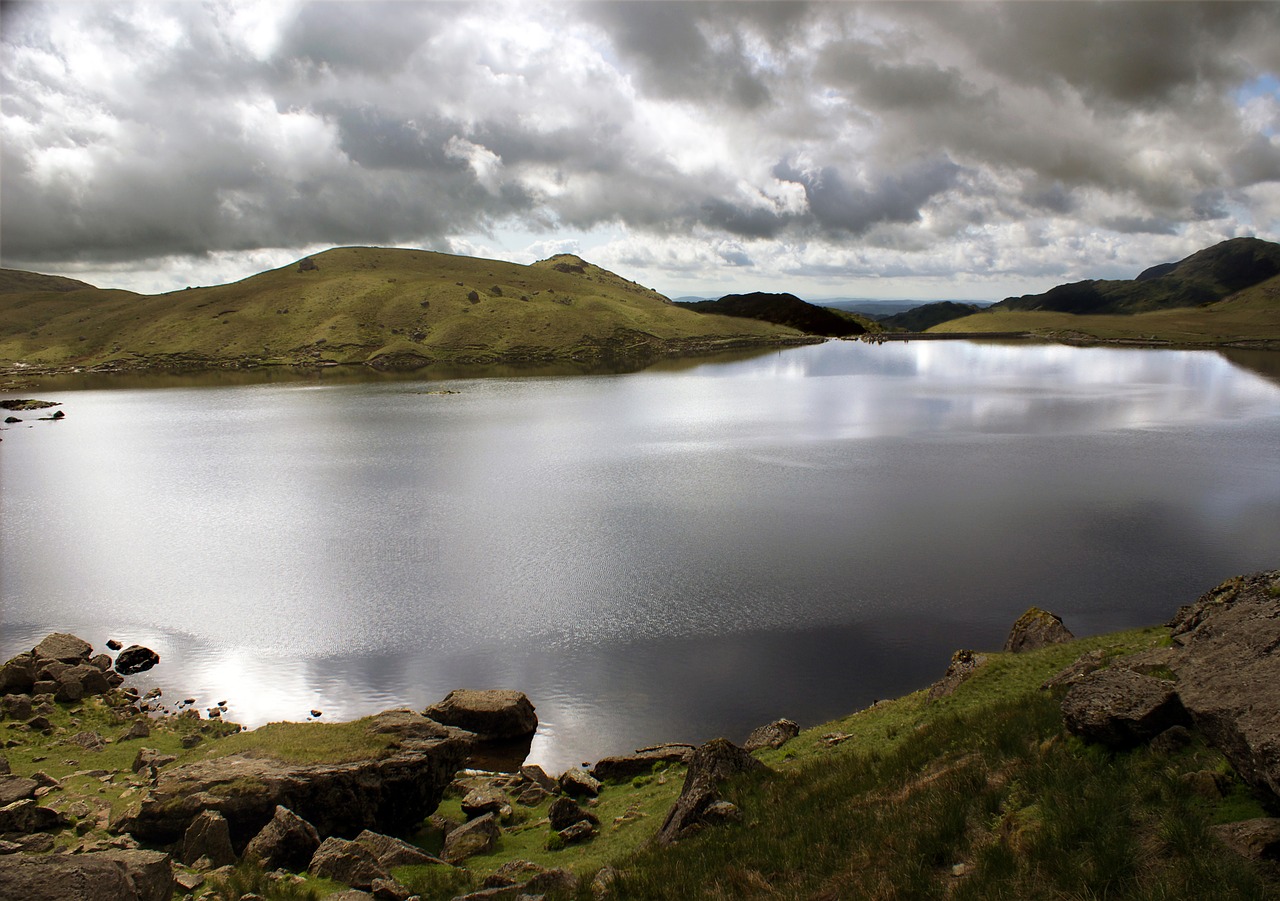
left=308, top=836, right=389, bottom=890
left=0, top=798, right=65, bottom=833
left=181, top=809, right=237, bottom=868
left=423, top=689, right=537, bottom=740
left=593, top=745, right=694, bottom=781
left=114, top=646, right=160, bottom=676
left=1061, top=668, right=1190, bottom=748
left=654, top=738, right=767, bottom=846
left=244, top=805, right=320, bottom=871
left=1004, top=607, right=1074, bottom=653
left=33, top=633, right=93, bottom=663
left=112, top=710, right=474, bottom=847
left=442, top=811, right=500, bottom=863
left=1168, top=570, right=1280, bottom=804
left=354, top=829, right=445, bottom=867
left=744, top=719, right=800, bottom=752
left=0, top=849, right=172, bottom=901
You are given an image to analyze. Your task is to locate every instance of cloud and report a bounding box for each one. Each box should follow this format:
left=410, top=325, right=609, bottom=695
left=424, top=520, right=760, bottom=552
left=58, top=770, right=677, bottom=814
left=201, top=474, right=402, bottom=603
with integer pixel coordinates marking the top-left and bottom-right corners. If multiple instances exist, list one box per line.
left=1, top=0, right=1277, bottom=297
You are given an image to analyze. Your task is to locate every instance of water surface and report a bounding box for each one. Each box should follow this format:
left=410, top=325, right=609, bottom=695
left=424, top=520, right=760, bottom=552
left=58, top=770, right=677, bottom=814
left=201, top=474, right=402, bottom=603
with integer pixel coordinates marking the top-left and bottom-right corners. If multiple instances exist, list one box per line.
left=3, top=341, right=1278, bottom=772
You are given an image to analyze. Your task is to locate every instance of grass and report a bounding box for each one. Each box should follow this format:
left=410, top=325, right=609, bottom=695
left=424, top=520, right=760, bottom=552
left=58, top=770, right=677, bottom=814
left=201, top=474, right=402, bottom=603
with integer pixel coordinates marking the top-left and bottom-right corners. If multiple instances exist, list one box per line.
left=199, top=717, right=399, bottom=766
left=930, top=273, right=1280, bottom=346
left=0, top=248, right=804, bottom=377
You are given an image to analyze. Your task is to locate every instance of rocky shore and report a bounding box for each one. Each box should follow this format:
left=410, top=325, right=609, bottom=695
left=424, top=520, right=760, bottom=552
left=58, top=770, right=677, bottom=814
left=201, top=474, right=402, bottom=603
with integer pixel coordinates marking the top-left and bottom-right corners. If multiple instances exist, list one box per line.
left=1, top=570, right=1278, bottom=900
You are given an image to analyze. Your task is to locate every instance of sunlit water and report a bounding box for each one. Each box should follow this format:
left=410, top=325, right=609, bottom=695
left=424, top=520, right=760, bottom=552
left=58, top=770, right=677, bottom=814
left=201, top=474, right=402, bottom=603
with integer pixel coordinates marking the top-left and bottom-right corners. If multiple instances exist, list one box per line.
left=3, top=341, right=1279, bottom=772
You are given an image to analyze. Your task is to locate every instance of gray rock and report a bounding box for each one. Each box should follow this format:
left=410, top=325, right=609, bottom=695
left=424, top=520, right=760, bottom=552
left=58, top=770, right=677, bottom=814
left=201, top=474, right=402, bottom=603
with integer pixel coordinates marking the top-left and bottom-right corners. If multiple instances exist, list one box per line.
left=442, top=812, right=500, bottom=863
left=548, top=796, right=598, bottom=832
left=69, top=731, right=106, bottom=752
left=0, top=776, right=38, bottom=806
left=0, top=656, right=37, bottom=695
left=0, top=798, right=65, bottom=833
left=592, top=746, right=693, bottom=781
left=131, top=748, right=177, bottom=775
left=111, top=710, right=473, bottom=847
left=33, top=633, right=93, bottom=663
left=557, top=819, right=596, bottom=845
left=1168, top=570, right=1280, bottom=805
left=743, top=719, right=800, bottom=752
left=423, top=689, right=537, bottom=740
left=114, top=645, right=160, bottom=676
left=484, top=859, right=547, bottom=887
left=181, top=809, right=236, bottom=868
left=244, top=805, right=320, bottom=872
left=0, top=849, right=172, bottom=901
left=1004, top=607, right=1074, bottom=653
left=558, top=767, right=601, bottom=798
left=461, top=787, right=510, bottom=819
left=591, top=866, right=620, bottom=899
left=118, top=720, right=151, bottom=742
left=654, top=738, right=767, bottom=846
left=1212, top=818, right=1280, bottom=861
left=369, top=876, right=414, bottom=900
left=1149, top=725, right=1194, bottom=755
left=515, top=784, right=550, bottom=806
left=1061, top=668, right=1190, bottom=748
left=927, top=650, right=988, bottom=701
left=518, top=764, right=558, bottom=792
left=309, top=836, right=390, bottom=890
left=0, top=756, right=8, bottom=776
left=354, top=828, right=445, bottom=867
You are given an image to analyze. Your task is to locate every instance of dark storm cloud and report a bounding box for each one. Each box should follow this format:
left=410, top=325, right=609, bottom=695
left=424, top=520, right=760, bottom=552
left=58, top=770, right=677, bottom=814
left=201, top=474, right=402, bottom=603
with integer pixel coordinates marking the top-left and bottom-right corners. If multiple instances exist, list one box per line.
left=1, top=1, right=1277, bottom=292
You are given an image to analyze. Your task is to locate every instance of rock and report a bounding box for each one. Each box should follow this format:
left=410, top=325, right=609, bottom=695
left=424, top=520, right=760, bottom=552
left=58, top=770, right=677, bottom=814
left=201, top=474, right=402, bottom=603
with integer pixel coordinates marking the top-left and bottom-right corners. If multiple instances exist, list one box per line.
left=114, top=646, right=160, bottom=675
left=1167, top=570, right=1280, bottom=805
left=515, top=784, right=549, bottom=806
left=1041, top=649, right=1106, bottom=690
left=484, top=859, right=547, bottom=887
left=1061, top=668, right=1190, bottom=748
left=0, top=849, right=172, bottom=901
left=182, top=809, right=237, bottom=868
left=0, top=656, right=37, bottom=695
left=118, top=720, right=151, bottom=741
left=2, top=694, right=33, bottom=720
left=702, top=800, right=741, bottom=824
left=244, top=805, right=320, bottom=871
left=558, top=767, right=601, bottom=798
left=33, top=633, right=93, bottom=663
left=558, top=819, right=597, bottom=844
left=0, top=798, right=65, bottom=833
left=309, top=836, right=389, bottom=890
left=591, top=866, right=620, bottom=899
left=56, top=678, right=86, bottom=703
left=131, top=748, right=177, bottom=775
left=0, top=776, right=38, bottom=806
left=593, top=746, right=694, bottom=781
left=354, top=829, right=445, bottom=867
left=1004, top=607, right=1074, bottom=653
left=1149, top=725, right=1194, bottom=755
left=1212, top=818, right=1280, bottom=861
left=298, top=257, right=319, bottom=272
left=369, top=876, right=414, bottom=900
left=654, top=738, right=767, bottom=846
left=106, top=639, right=123, bottom=651
left=442, top=811, right=500, bottom=863
left=0, top=756, right=8, bottom=776
left=174, top=871, right=204, bottom=893
left=90, top=654, right=113, bottom=671
left=69, top=731, right=106, bottom=752
left=1180, top=770, right=1228, bottom=800
left=743, top=719, right=800, bottom=752
left=927, top=650, right=988, bottom=700
left=112, top=710, right=473, bottom=847
left=423, top=689, right=537, bottom=740
left=518, top=764, right=558, bottom=792
left=548, top=796, right=598, bottom=832
left=462, top=787, right=510, bottom=819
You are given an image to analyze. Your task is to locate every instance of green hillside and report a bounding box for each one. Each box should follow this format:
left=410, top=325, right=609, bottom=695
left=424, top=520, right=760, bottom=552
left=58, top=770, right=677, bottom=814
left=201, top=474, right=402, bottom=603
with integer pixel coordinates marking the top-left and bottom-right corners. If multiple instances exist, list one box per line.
left=993, top=237, right=1280, bottom=315
left=931, top=272, right=1280, bottom=346
left=0, top=248, right=806, bottom=376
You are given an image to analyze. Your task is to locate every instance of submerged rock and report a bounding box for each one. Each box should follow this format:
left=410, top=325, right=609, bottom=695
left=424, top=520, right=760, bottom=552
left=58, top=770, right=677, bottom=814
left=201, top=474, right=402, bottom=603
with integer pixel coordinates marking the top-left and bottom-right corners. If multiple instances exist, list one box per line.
left=114, top=645, right=160, bottom=676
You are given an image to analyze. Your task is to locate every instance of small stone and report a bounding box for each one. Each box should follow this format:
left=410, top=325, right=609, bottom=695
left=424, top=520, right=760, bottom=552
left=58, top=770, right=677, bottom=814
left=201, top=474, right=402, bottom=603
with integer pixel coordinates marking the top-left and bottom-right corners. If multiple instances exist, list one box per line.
left=106, top=639, right=123, bottom=651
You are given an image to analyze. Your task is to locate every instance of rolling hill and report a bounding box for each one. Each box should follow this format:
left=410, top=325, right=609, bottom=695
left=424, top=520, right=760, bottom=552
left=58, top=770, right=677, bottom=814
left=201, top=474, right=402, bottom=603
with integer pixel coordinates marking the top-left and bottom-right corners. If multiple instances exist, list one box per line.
left=0, top=248, right=810, bottom=376
left=677, top=292, right=871, bottom=337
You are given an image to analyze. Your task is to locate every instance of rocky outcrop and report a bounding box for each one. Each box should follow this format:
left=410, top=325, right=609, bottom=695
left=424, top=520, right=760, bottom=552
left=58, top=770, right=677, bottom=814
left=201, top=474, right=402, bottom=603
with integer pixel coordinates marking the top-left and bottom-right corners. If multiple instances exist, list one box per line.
left=1004, top=607, right=1074, bottom=653
left=113, top=710, right=473, bottom=847
left=422, top=689, right=537, bottom=740
left=655, top=738, right=767, bottom=846
left=1167, top=569, right=1280, bottom=804
left=1212, top=818, right=1280, bottom=861
left=0, top=849, right=172, bottom=901
left=0, top=634, right=124, bottom=699
left=927, top=650, right=987, bottom=700
left=744, top=719, right=800, bottom=752
left=1061, top=668, right=1190, bottom=748
left=309, top=836, right=389, bottom=890
left=593, top=745, right=694, bottom=781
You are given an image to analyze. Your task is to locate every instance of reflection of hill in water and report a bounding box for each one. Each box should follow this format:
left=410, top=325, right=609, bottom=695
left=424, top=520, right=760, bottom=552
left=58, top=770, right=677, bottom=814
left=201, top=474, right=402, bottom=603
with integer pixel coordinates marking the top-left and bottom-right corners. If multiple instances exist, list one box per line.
left=1219, top=349, right=1280, bottom=387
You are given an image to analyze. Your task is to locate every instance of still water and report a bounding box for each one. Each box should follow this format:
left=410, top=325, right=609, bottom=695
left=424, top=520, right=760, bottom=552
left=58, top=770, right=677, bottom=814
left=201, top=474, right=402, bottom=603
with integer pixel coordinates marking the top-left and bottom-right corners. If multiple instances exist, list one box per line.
left=3, top=340, right=1279, bottom=772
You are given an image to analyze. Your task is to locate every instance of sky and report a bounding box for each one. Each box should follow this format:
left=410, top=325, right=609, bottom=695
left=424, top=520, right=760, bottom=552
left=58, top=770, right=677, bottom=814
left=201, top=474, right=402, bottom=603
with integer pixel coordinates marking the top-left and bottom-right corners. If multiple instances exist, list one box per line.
left=2, top=1, right=1279, bottom=302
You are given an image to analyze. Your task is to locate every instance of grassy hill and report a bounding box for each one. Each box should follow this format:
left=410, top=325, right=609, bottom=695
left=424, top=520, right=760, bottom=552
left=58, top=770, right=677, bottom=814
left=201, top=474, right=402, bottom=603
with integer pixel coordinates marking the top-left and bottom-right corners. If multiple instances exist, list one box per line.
left=0, top=248, right=807, bottom=376
left=678, top=292, right=872, bottom=337
left=993, top=237, right=1280, bottom=315
left=881, top=300, right=985, bottom=332
left=931, top=271, right=1280, bottom=346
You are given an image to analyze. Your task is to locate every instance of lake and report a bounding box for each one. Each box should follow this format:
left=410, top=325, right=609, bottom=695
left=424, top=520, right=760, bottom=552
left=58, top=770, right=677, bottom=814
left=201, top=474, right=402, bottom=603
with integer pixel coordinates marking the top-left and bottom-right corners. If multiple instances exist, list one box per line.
left=2, top=340, right=1279, bottom=773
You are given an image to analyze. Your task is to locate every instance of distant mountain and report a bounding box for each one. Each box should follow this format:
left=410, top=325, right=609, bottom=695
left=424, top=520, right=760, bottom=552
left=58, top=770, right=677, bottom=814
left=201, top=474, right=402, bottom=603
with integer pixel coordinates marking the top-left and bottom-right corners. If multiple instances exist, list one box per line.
left=993, top=237, right=1280, bottom=315
left=678, top=292, right=868, bottom=337
left=881, top=301, right=986, bottom=332
left=0, top=248, right=808, bottom=375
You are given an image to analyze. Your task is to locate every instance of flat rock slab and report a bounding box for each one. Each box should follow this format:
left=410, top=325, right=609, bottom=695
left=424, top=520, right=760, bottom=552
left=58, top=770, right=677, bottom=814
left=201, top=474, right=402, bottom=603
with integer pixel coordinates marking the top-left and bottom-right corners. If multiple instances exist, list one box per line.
left=0, top=849, right=172, bottom=901
left=113, top=711, right=473, bottom=846
left=1061, top=668, right=1189, bottom=748
left=423, top=689, right=537, bottom=740
left=593, top=746, right=693, bottom=781
left=1169, top=570, right=1280, bottom=805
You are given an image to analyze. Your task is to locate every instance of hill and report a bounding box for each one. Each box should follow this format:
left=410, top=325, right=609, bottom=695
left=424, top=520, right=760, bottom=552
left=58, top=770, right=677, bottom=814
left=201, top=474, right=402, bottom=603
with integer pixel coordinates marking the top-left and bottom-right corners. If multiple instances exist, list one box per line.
left=0, top=248, right=810, bottom=377
left=678, top=292, right=870, bottom=337
left=881, top=300, right=985, bottom=332
left=0, top=268, right=98, bottom=295
left=993, top=237, right=1280, bottom=315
